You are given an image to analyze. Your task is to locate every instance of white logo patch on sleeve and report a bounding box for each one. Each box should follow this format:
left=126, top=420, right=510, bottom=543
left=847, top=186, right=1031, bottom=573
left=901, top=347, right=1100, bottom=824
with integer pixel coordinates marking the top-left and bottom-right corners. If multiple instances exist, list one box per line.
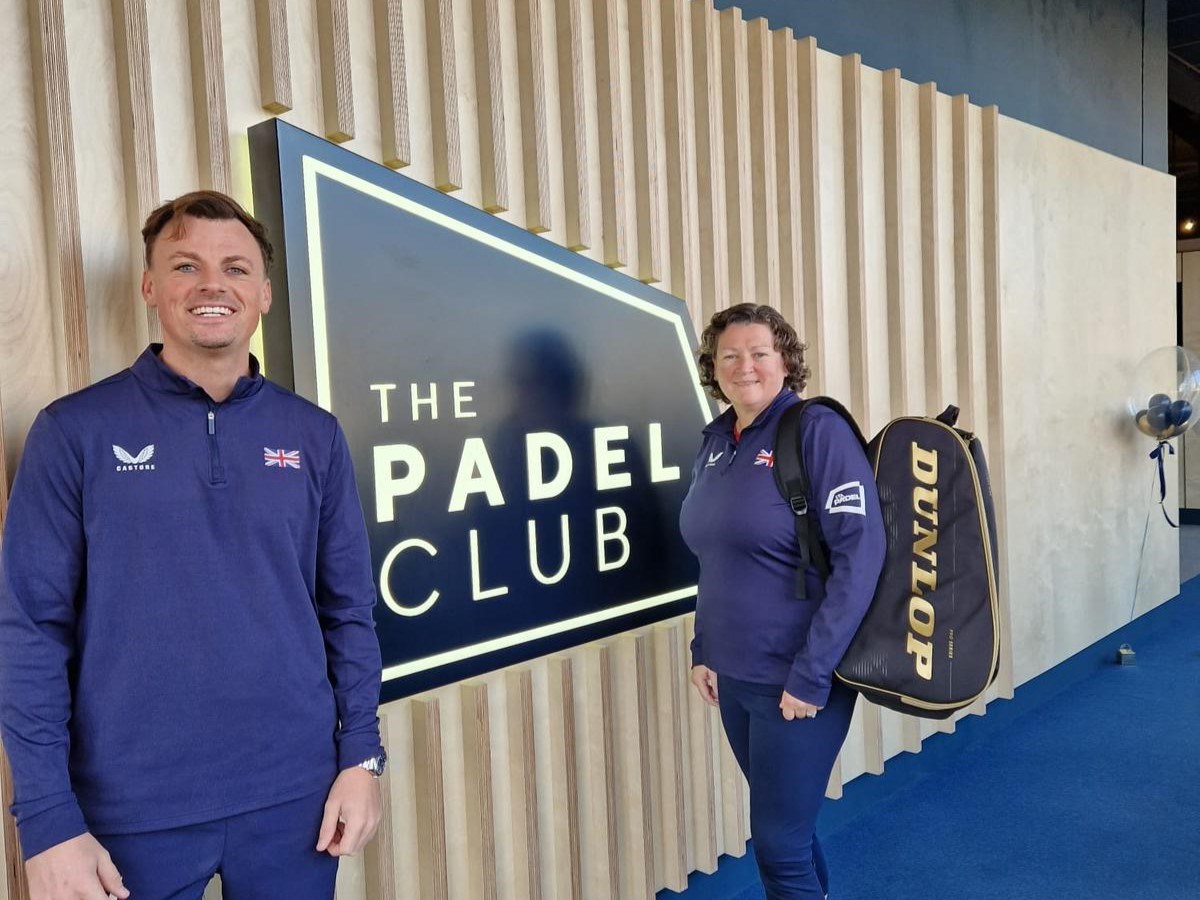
left=825, top=480, right=866, bottom=516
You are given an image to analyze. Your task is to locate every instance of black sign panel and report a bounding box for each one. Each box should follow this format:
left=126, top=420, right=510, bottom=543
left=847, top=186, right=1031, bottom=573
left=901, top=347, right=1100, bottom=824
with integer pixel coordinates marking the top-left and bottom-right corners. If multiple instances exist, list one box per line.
left=251, top=120, right=713, bottom=700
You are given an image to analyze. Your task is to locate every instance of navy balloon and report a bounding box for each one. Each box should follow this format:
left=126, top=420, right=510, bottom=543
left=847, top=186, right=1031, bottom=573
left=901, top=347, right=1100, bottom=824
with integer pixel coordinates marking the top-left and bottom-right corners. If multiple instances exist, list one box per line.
left=1171, top=399, right=1193, bottom=427
left=1149, top=392, right=1172, bottom=411
left=1146, top=404, right=1172, bottom=433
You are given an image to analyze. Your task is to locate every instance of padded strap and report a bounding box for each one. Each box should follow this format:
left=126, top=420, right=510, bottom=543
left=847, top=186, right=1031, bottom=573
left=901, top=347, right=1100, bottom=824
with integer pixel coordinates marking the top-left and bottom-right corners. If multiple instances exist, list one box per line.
left=773, top=400, right=831, bottom=598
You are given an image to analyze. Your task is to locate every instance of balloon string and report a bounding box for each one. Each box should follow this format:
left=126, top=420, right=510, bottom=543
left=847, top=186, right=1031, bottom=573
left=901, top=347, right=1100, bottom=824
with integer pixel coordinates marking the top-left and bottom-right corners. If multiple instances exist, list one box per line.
left=1149, top=441, right=1179, bottom=528
left=1129, top=464, right=1158, bottom=623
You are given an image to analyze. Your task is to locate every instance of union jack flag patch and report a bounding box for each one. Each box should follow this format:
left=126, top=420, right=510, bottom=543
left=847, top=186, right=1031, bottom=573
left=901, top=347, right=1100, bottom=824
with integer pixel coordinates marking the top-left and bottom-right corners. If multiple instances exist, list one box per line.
left=264, top=448, right=301, bottom=469
left=754, top=449, right=775, bottom=468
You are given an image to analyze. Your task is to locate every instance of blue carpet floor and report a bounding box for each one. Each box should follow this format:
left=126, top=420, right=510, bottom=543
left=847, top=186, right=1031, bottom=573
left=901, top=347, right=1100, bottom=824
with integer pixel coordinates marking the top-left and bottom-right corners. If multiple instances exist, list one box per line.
left=662, top=579, right=1200, bottom=900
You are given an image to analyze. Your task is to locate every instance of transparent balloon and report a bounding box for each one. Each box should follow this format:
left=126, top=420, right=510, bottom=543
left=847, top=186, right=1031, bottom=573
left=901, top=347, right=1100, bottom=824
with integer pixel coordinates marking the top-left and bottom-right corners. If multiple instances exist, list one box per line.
left=1127, top=346, right=1200, bottom=440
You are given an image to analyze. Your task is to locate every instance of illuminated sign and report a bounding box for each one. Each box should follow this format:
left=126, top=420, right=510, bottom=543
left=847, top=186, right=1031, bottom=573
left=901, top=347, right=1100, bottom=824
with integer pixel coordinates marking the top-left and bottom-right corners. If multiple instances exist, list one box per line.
left=250, top=120, right=712, bottom=700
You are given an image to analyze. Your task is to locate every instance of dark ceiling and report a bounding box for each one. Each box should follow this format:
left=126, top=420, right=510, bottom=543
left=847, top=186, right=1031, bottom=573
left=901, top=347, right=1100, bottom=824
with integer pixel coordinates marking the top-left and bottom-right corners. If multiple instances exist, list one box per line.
left=1170, top=0, right=1200, bottom=234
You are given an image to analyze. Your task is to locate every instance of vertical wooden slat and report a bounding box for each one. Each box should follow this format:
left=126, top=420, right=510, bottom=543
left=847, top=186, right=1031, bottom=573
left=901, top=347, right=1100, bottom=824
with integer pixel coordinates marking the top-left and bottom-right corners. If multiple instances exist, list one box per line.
left=796, top=36, right=825, bottom=392
left=982, top=105, right=1015, bottom=700
left=609, top=633, right=654, bottom=897
left=503, top=670, right=541, bottom=900
left=514, top=0, right=551, bottom=232
left=541, top=657, right=581, bottom=899
left=460, top=683, right=497, bottom=900
left=362, top=712, right=396, bottom=900
left=424, top=0, right=461, bottom=190
left=554, top=0, right=591, bottom=249
left=883, top=68, right=909, bottom=418
left=2, top=746, right=28, bottom=900
left=110, top=0, right=161, bottom=345
left=472, top=0, right=509, bottom=212
left=717, top=714, right=747, bottom=856
left=411, top=698, right=449, bottom=900
left=28, top=0, right=90, bottom=392
left=919, top=81, right=943, bottom=414
left=718, top=7, right=752, bottom=304
left=659, top=0, right=700, bottom=312
left=316, top=0, right=355, bottom=143
left=374, top=0, right=412, bottom=168
left=842, top=53, right=870, bottom=426
left=826, top=755, right=843, bottom=799
left=746, top=17, right=779, bottom=310
left=952, top=94, right=976, bottom=419
left=255, top=0, right=293, bottom=113
left=574, top=646, right=618, bottom=898
left=689, top=0, right=729, bottom=321
left=860, top=702, right=885, bottom=775
left=628, top=0, right=662, bottom=283
left=187, top=0, right=232, bottom=193
left=681, top=617, right=717, bottom=874
left=773, top=27, right=803, bottom=333
left=592, top=0, right=628, bottom=267
left=652, top=623, right=687, bottom=891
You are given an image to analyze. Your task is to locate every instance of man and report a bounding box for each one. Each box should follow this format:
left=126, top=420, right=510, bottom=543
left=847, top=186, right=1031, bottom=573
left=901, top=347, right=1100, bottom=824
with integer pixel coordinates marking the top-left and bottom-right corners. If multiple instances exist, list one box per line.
left=0, top=191, right=386, bottom=900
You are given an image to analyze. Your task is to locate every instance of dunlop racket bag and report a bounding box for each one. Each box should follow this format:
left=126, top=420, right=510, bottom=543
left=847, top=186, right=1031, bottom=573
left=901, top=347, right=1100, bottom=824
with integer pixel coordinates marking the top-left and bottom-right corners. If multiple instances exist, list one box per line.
left=774, top=398, right=1000, bottom=719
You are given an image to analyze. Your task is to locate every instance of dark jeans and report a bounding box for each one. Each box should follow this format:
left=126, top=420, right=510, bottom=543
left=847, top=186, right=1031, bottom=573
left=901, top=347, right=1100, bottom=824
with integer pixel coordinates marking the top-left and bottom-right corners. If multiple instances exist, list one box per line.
left=96, top=789, right=338, bottom=900
left=718, top=675, right=858, bottom=900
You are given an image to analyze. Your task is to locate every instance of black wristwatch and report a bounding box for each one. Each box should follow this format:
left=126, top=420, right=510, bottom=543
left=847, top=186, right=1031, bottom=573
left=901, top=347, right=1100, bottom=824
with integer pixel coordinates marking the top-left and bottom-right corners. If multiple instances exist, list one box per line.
left=356, top=748, right=388, bottom=778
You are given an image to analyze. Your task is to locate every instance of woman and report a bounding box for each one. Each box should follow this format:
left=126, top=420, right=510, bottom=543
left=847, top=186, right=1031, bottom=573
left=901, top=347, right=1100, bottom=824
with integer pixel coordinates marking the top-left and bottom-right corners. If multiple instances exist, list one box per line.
left=680, top=303, right=885, bottom=900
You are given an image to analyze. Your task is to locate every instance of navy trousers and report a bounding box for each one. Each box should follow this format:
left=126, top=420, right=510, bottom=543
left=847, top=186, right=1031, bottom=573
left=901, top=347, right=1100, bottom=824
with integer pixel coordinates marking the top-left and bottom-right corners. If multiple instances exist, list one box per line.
left=718, top=675, right=857, bottom=900
left=95, top=789, right=338, bottom=900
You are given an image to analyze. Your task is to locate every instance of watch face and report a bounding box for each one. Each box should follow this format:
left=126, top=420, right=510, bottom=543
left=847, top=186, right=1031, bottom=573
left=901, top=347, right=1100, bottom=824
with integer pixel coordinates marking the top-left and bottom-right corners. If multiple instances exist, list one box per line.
left=363, top=750, right=388, bottom=776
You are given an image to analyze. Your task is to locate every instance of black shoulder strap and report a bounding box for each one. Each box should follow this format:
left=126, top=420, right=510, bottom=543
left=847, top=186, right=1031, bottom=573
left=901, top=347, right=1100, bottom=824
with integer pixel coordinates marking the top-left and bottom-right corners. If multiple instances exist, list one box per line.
left=773, top=397, right=867, bottom=598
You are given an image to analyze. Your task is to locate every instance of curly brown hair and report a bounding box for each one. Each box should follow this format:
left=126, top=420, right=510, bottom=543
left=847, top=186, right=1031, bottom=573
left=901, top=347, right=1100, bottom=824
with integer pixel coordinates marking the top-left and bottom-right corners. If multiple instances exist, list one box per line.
left=697, top=303, right=810, bottom=403
left=142, top=190, right=274, bottom=270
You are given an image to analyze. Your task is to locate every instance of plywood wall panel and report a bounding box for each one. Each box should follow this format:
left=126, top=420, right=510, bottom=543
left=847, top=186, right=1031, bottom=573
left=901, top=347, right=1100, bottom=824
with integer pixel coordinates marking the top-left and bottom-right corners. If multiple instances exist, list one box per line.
left=680, top=617, right=717, bottom=876
left=539, top=656, right=582, bottom=900
left=514, top=0, right=551, bottom=232
left=255, top=0, right=292, bottom=113
left=187, top=0, right=232, bottom=192
left=688, top=0, right=729, bottom=321
left=815, top=47, right=849, bottom=400
left=773, top=28, right=802, bottom=328
left=882, top=68, right=908, bottom=419
left=67, top=1, right=139, bottom=381
left=841, top=52, right=869, bottom=426
left=795, top=36, right=825, bottom=391
left=422, top=0, right=460, bottom=188
left=374, top=0, right=412, bottom=168
left=460, top=683, right=498, bottom=900
left=553, top=0, right=590, bottom=248
left=627, top=0, right=662, bottom=284
left=28, top=0, right=91, bottom=393
left=746, top=17, right=779, bottom=310
left=592, top=0, right=627, bottom=266
left=608, top=634, right=655, bottom=898
left=983, top=105, right=1016, bottom=699
left=316, top=0, right=355, bottom=142
left=952, top=93, right=976, bottom=420
left=500, top=669, right=541, bottom=900
left=651, top=623, right=687, bottom=892
left=918, top=82, right=943, bottom=415
left=718, top=7, right=752, bottom=305
left=658, top=0, right=701, bottom=317
left=111, top=0, right=162, bottom=344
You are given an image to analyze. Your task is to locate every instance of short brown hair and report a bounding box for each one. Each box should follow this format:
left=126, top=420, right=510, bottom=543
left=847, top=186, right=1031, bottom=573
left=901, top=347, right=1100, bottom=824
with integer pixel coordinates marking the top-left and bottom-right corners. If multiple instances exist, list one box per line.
left=142, top=190, right=274, bottom=270
left=697, top=303, right=810, bottom=403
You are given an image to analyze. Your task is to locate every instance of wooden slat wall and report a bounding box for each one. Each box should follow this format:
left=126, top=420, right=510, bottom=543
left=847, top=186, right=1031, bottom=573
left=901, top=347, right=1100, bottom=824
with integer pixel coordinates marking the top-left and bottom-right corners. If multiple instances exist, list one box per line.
left=0, top=3, right=1013, bottom=898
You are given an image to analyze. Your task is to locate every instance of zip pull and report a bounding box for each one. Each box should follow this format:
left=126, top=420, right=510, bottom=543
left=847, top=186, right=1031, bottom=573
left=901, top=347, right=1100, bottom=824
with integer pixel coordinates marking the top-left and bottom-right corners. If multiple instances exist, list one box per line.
left=207, top=410, right=215, bottom=435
